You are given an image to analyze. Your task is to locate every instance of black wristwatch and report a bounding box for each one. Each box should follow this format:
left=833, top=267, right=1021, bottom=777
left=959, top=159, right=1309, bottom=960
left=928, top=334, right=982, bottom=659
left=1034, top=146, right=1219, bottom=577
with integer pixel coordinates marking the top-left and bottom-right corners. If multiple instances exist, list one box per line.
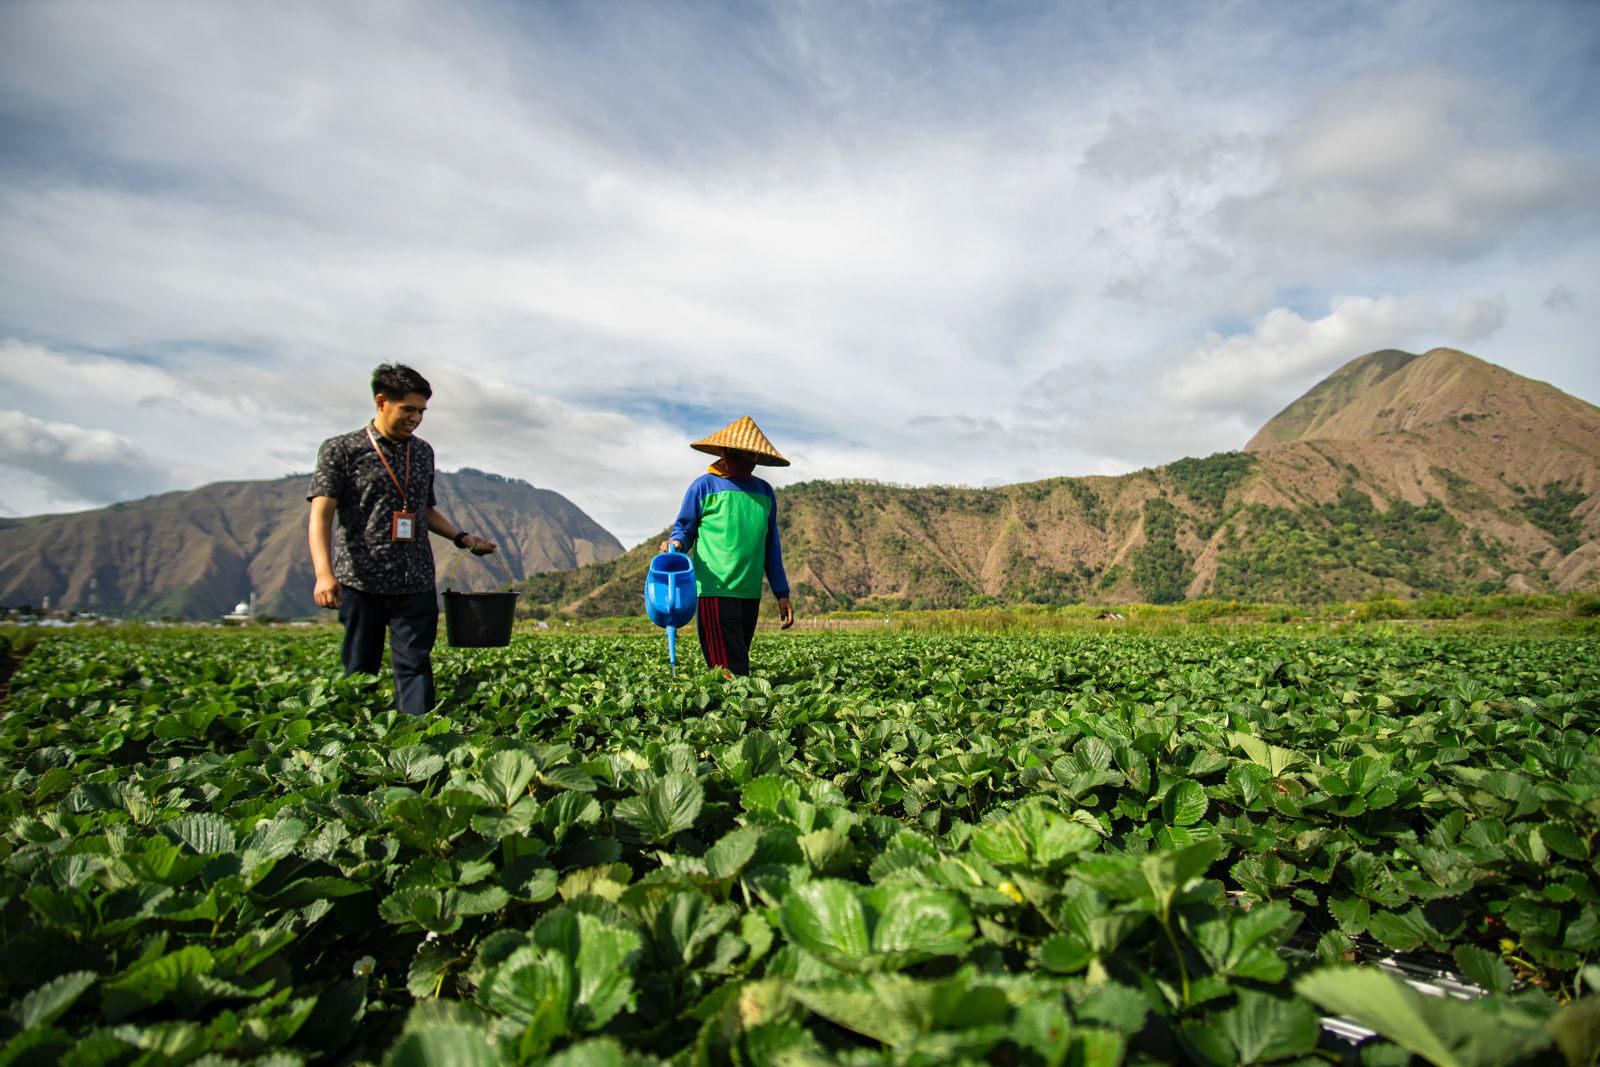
left=453, top=530, right=471, bottom=549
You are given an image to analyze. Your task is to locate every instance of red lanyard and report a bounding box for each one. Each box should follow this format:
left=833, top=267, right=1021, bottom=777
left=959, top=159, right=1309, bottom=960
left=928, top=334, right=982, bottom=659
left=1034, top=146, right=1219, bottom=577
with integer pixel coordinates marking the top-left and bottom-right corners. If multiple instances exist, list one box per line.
left=365, top=425, right=412, bottom=509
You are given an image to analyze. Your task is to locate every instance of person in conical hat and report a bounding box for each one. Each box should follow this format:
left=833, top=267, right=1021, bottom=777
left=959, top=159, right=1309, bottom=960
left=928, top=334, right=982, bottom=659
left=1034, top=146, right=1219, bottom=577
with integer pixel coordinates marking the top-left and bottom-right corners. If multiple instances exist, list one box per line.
left=661, top=416, right=794, bottom=675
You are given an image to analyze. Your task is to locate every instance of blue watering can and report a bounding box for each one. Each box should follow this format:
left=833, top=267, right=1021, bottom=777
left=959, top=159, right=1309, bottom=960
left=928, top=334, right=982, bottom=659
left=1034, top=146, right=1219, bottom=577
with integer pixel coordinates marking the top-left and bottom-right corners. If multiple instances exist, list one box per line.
left=644, top=549, right=697, bottom=674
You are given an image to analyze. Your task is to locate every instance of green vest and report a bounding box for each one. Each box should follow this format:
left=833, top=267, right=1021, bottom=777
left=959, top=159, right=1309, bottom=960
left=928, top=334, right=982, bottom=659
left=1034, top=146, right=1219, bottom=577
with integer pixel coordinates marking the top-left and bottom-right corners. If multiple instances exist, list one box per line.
left=692, top=487, right=773, bottom=599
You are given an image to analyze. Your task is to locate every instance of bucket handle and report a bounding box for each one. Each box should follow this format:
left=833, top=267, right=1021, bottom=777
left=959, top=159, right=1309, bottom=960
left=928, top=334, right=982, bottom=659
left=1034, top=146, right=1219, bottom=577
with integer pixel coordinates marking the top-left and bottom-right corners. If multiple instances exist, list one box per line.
left=444, top=547, right=515, bottom=592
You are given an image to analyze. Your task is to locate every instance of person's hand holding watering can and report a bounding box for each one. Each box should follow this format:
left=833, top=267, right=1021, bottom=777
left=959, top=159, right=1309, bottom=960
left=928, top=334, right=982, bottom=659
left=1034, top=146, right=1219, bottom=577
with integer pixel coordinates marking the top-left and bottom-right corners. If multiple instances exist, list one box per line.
left=659, top=542, right=792, bottom=630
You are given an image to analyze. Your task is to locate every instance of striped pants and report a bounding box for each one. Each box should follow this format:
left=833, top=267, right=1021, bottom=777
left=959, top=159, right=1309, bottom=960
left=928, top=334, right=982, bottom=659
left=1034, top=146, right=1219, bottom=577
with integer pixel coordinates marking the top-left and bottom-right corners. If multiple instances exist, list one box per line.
left=696, top=596, right=761, bottom=676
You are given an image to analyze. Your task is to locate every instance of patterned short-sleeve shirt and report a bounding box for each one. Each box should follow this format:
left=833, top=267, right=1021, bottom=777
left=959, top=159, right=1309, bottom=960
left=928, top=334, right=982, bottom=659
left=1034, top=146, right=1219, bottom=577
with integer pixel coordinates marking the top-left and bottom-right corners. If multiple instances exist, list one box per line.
left=307, top=424, right=438, bottom=595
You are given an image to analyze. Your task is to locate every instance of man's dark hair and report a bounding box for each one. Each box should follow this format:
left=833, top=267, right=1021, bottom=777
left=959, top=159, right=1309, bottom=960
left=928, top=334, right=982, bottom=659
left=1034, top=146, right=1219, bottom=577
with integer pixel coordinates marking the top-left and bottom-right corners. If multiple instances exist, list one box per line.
left=372, top=363, right=432, bottom=401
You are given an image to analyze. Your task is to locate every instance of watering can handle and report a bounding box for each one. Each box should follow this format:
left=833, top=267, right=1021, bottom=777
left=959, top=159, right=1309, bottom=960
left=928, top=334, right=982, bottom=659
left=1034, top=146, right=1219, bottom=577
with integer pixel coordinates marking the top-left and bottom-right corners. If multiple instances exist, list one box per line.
left=444, top=547, right=515, bottom=591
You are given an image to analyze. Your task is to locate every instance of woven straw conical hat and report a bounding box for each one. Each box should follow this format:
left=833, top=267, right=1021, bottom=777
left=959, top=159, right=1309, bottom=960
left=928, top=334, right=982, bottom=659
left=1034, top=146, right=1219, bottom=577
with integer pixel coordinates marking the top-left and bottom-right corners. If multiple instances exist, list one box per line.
left=690, top=416, right=789, bottom=467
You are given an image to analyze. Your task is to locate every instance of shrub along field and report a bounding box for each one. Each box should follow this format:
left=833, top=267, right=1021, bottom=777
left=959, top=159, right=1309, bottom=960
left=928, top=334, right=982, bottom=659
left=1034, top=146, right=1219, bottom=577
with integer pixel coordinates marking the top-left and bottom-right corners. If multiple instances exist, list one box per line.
left=0, top=628, right=1597, bottom=1065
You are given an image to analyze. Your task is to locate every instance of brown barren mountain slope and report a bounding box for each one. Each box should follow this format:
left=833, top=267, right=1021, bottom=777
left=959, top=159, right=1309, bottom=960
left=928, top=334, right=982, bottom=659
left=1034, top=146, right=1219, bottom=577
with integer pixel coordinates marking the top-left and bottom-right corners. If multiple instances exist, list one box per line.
left=529, top=347, right=1599, bottom=616
left=0, top=469, right=622, bottom=619
left=1234, top=347, right=1600, bottom=593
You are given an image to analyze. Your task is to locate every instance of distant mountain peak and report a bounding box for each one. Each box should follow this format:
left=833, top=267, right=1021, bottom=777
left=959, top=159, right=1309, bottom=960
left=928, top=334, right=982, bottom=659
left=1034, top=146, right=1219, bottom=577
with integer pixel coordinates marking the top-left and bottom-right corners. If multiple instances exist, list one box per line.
left=453, top=467, right=536, bottom=488
left=525, top=346, right=1598, bottom=613
left=1246, top=346, right=1592, bottom=451
left=0, top=469, right=623, bottom=619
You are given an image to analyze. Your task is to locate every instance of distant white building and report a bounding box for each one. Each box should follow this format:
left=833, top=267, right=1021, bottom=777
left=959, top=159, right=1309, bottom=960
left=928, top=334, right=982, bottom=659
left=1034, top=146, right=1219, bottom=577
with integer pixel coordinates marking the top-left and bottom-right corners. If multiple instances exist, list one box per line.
left=221, top=592, right=256, bottom=624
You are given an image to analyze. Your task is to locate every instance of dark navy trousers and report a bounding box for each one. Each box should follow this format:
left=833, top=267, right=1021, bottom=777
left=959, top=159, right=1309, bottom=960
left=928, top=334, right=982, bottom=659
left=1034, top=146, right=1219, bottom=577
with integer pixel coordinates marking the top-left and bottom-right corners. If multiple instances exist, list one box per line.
left=338, top=586, right=438, bottom=716
left=697, top=596, right=761, bottom=676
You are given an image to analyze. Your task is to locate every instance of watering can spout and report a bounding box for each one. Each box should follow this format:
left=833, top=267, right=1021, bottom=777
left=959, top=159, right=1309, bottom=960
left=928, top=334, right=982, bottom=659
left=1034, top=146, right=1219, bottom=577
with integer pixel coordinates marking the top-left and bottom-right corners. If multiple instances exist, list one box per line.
left=645, top=550, right=697, bottom=673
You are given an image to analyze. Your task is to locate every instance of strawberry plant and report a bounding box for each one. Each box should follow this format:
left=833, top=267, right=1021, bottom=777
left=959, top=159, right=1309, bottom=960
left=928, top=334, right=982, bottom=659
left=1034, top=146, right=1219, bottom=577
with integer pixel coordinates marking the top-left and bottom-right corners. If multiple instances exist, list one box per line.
left=0, top=628, right=1596, bottom=1064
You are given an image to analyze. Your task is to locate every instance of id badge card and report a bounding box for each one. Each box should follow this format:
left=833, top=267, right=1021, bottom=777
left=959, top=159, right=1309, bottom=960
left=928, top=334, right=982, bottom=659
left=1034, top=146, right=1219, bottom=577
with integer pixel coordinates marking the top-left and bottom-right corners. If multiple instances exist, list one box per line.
left=392, top=511, right=417, bottom=542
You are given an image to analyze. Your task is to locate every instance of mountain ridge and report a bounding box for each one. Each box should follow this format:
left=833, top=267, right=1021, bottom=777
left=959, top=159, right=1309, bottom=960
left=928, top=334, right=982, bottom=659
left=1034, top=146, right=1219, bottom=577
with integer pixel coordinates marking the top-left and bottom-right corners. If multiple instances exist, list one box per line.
left=1248, top=347, right=1600, bottom=455
left=0, top=469, right=623, bottom=619
left=5, top=347, right=1594, bottom=619
left=525, top=347, right=1599, bottom=615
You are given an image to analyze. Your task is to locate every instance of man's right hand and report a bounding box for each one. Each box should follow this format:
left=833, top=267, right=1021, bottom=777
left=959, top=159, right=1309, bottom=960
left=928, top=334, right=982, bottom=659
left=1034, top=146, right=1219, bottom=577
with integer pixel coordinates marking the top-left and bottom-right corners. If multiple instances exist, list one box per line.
left=314, top=574, right=342, bottom=609
left=659, top=539, right=681, bottom=553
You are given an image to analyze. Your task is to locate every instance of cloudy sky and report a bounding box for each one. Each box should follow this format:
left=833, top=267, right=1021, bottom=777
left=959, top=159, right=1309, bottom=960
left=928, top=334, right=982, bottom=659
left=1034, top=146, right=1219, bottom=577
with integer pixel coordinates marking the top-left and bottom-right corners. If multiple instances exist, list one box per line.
left=2, top=0, right=1597, bottom=547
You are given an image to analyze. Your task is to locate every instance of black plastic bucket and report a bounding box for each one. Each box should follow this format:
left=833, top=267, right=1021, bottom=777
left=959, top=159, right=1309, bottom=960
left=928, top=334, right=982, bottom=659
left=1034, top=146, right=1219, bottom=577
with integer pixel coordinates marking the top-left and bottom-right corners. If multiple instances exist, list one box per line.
left=441, top=549, right=518, bottom=648
left=442, top=590, right=518, bottom=647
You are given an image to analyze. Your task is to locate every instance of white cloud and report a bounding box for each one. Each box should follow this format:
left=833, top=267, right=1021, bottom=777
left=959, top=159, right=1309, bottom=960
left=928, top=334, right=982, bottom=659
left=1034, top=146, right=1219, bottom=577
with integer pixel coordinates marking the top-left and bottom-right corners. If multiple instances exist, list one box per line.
left=0, top=339, right=336, bottom=473
left=0, top=2, right=1595, bottom=545
left=0, top=409, right=176, bottom=506
left=989, top=292, right=1518, bottom=474
left=1447, top=296, right=1510, bottom=342
left=418, top=369, right=702, bottom=547
left=1161, top=294, right=1508, bottom=416
left=1220, top=70, right=1600, bottom=260
left=0, top=340, right=699, bottom=546
left=906, top=414, right=1005, bottom=442
left=1080, top=112, right=1264, bottom=189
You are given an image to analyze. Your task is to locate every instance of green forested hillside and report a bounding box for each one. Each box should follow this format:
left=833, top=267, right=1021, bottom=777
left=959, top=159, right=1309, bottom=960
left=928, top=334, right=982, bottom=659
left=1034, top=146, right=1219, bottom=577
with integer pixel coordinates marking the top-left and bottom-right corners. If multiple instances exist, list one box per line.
left=525, top=348, right=1599, bottom=617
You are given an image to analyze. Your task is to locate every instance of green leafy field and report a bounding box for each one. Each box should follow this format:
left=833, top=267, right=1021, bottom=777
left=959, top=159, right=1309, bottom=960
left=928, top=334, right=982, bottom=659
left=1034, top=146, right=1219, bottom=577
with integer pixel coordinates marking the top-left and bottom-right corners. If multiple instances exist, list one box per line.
left=2, top=629, right=1598, bottom=1065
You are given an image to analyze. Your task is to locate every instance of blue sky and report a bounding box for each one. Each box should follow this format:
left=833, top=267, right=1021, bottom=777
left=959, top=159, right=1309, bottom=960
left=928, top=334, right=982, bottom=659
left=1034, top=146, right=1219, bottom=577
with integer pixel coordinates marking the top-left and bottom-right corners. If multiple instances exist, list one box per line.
left=1, top=0, right=1597, bottom=547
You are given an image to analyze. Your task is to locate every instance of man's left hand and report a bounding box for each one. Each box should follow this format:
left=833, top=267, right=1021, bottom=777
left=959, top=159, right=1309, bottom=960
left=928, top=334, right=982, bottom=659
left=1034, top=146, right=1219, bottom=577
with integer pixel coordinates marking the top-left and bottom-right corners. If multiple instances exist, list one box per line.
left=465, top=535, right=498, bottom=556
left=778, top=597, right=794, bottom=629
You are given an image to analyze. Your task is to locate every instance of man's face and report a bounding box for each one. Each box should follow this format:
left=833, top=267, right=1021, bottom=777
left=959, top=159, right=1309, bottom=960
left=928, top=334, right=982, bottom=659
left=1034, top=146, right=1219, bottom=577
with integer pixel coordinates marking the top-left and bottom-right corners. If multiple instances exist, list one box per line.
left=375, top=392, right=428, bottom=439
left=722, top=449, right=758, bottom=478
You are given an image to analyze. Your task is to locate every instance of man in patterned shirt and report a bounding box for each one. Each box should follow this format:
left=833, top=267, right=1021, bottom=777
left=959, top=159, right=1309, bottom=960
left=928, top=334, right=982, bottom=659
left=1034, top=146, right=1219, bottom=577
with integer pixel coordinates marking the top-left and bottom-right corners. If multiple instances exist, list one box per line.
left=308, top=364, right=497, bottom=715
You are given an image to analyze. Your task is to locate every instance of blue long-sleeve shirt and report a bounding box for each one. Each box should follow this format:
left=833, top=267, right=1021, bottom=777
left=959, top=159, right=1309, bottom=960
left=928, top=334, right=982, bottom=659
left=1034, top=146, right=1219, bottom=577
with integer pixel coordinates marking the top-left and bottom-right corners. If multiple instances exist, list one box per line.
left=668, top=470, right=789, bottom=599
